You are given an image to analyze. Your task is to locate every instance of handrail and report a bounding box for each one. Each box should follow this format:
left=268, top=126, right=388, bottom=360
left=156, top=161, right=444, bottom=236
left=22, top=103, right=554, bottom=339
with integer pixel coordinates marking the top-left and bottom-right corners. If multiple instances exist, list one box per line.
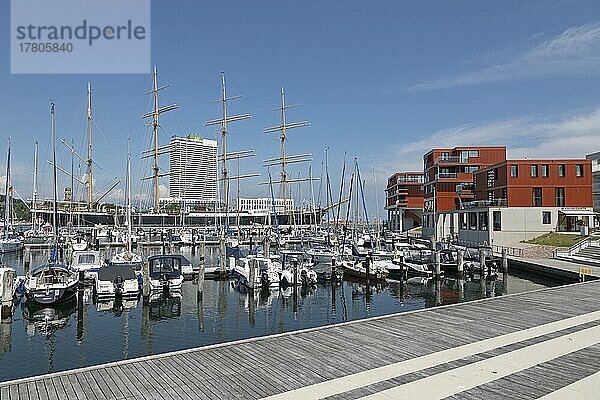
left=553, top=237, right=595, bottom=258
left=491, top=244, right=523, bottom=258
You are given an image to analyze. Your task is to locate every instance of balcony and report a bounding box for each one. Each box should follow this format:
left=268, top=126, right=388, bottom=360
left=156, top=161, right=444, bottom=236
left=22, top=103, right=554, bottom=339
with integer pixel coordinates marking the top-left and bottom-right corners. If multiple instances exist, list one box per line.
left=460, top=199, right=507, bottom=209
left=435, top=172, right=458, bottom=179
left=435, top=156, right=461, bottom=164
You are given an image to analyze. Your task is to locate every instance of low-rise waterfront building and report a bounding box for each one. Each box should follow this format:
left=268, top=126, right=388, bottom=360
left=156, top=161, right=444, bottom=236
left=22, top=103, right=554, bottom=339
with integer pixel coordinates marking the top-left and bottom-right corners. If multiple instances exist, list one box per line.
left=384, top=171, right=424, bottom=231
left=457, top=159, right=593, bottom=246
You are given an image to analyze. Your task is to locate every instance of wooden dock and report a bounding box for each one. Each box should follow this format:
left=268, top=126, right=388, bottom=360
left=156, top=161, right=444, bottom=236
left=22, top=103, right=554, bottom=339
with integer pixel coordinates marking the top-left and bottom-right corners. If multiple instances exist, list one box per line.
left=2, top=281, right=600, bottom=399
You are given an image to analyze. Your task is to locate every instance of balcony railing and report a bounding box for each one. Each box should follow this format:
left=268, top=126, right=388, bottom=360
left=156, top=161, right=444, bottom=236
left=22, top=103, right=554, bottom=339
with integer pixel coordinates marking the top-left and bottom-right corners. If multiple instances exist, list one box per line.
left=435, top=172, right=458, bottom=179
left=460, top=199, right=507, bottom=209
left=435, top=156, right=461, bottom=164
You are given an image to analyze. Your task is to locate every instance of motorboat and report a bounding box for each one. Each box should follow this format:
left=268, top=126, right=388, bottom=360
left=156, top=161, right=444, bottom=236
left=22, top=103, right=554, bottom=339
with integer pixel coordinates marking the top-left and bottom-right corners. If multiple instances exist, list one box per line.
left=95, top=263, right=139, bottom=298
left=179, top=254, right=201, bottom=279
left=0, top=233, right=23, bottom=253
left=233, top=256, right=281, bottom=289
left=146, top=254, right=185, bottom=292
left=71, top=250, right=104, bottom=281
left=463, top=246, right=500, bottom=275
left=341, top=259, right=388, bottom=282
left=400, top=248, right=434, bottom=277
left=279, top=264, right=317, bottom=287
left=24, top=262, right=79, bottom=305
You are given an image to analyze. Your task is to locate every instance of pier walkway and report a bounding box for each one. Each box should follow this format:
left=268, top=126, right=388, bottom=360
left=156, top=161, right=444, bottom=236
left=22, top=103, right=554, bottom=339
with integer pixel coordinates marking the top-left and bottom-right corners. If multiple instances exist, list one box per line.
left=2, top=281, right=600, bottom=399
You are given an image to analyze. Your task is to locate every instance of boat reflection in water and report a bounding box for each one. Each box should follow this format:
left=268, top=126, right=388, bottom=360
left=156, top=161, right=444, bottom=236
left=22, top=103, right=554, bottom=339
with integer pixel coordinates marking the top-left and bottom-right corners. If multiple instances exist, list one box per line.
left=148, top=292, right=182, bottom=321
left=23, top=297, right=77, bottom=337
left=94, top=296, right=139, bottom=316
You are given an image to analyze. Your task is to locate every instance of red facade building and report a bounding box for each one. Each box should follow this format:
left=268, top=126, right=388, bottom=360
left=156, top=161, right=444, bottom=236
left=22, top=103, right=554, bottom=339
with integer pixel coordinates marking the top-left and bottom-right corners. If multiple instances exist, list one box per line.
left=473, top=159, right=593, bottom=207
left=422, top=146, right=506, bottom=238
left=385, top=171, right=424, bottom=231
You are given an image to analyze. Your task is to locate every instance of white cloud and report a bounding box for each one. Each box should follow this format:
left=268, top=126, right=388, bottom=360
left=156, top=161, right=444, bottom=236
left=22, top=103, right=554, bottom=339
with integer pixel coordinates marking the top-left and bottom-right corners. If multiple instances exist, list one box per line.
left=410, top=23, right=600, bottom=91
left=374, top=105, right=600, bottom=179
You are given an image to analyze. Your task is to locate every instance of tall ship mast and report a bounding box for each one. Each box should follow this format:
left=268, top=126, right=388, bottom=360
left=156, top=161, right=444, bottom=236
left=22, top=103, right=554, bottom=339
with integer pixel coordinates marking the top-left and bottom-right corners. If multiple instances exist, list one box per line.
left=205, top=73, right=257, bottom=231
left=263, top=87, right=316, bottom=217
left=141, top=65, right=179, bottom=212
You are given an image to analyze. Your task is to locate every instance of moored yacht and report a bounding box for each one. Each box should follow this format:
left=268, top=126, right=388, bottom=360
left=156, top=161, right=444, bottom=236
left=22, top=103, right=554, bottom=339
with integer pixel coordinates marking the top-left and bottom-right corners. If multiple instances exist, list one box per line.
left=71, top=250, right=105, bottom=281
left=24, top=261, right=79, bottom=305
left=147, top=254, right=184, bottom=292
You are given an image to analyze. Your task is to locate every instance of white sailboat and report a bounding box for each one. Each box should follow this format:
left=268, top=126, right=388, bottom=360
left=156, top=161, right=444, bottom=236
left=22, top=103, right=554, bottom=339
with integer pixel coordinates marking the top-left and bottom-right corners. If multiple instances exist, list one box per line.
left=0, top=139, right=24, bottom=253
left=112, top=139, right=142, bottom=264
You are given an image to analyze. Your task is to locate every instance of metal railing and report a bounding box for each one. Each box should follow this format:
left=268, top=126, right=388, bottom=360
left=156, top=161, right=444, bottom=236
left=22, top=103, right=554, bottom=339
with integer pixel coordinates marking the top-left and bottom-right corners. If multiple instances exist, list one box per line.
left=553, top=237, right=597, bottom=258
left=461, top=199, right=508, bottom=209
left=492, top=244, right=524, bottom=257
left=435, top=156, right=461, bottom=164
left=435, top=172, right=458, bottom=179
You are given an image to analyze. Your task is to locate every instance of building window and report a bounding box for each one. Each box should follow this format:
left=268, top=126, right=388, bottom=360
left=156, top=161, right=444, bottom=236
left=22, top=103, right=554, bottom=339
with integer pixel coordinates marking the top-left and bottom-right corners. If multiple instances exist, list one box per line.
left=461, top=151, right=469, bottom=163
left=469, top=150, right=479, bottom=158
left=531, top=164, right=538, bottom=177
left=488, top=190, right=494, bottom=200
left=542, top=211, right=551, bottom=225
left=558, top=164, right=565, bottom=177
left=487, top=170, right=495, bottom=188
left=510, top=164, right=518, bottom=177
left=555, top=187, right=565, bottom=207
left=576, top=164, right=584, bottom=177
left=479, top=212, right=488, bottom=231
left=460, top=213, right=467, bottom=230
left=493, top=211, right=501, bottom=231
left=469, top=212, right=478, bottom=230
left=533, top=187, right=542, bottom=207
left=441, top=152, right=449, bottom=160
left=541, top=164, right=549, bottom=177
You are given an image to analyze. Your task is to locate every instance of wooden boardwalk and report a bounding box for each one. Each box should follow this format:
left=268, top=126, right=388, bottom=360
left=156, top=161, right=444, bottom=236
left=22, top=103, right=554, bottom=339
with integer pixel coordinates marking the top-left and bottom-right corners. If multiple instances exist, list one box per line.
left=2, top=281, right=600, bottom=399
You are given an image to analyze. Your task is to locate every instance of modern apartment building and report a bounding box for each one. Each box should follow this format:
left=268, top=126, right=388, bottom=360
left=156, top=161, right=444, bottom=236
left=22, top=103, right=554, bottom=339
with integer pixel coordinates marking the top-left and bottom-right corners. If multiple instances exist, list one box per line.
left=168, top=134, right=218, bottom=206
left=458, top=159, right=593, bottom=246
left=422, top=146, right=506, bottom=240
left=385, top=171, right=424, bottom=231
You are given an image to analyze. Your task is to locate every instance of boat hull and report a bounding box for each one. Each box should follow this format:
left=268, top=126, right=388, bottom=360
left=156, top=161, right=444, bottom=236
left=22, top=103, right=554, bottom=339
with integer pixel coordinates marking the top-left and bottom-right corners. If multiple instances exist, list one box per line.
left=25, top=282, right=78, bottom=305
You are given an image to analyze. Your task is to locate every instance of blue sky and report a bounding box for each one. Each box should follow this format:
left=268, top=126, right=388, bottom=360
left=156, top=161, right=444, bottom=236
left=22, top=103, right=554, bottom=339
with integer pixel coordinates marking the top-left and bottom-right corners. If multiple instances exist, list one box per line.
left=1, top=0, right=600, bottom=218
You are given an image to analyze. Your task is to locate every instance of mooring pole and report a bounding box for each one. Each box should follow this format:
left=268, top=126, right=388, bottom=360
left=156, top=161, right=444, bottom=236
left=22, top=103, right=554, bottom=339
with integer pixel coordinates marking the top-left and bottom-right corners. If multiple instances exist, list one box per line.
left=197, top=263, right=205, bottom=301
left=457, top=249, right=464, bottom=278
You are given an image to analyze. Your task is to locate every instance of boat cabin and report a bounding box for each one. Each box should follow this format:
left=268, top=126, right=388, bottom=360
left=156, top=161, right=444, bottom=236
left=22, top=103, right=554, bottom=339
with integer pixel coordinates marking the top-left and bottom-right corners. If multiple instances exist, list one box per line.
left=148, top=255, right=184, bottom=280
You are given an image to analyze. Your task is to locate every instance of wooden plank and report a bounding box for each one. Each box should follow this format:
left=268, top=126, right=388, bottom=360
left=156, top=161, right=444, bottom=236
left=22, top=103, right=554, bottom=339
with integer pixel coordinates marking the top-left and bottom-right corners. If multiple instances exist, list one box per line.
left=48, top=378, right=67, bottom=400
left=0, top=385, right=9, bottom=400
left=33, top=381, right=48, bottom=400
left=123, top=362, right=175, bottom=400
left=82, top=371, right=107, bottom=400
left=115, top=364, right=154, bottom=400
left=58, top=376, right=77, bottom=400
left=102, top=366, right=138, bottom=399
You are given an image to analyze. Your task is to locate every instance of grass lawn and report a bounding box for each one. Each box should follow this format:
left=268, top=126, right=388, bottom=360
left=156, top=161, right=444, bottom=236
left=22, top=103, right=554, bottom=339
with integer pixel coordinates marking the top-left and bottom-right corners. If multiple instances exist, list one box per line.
left=523, top=232, right=588, bottom=248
